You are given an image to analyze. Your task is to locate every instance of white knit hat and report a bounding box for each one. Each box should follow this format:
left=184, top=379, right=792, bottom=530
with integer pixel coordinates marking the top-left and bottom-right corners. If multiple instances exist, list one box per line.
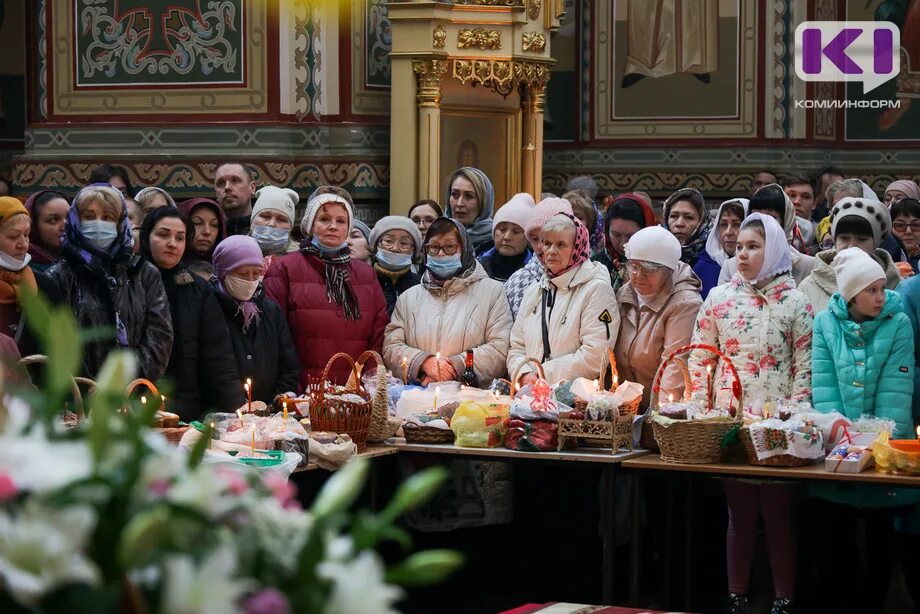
left=624, top=226, right=682, bottom=269
left=253, top=186, right=299, bottom=226
left=833, top=247, right=886, bottom=302
left=300, top=193, right=354, bottom=237
left=493, top=193, right=536, bottom=236
left=369, top=215, right=424, bottom=257
left=830, top=197, right=891, bottom=247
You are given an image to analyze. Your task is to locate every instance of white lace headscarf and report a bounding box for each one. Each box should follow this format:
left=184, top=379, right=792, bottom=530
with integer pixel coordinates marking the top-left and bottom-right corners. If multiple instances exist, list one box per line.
left=738, top=212, right=791, bottom=284
left=704, top=198, right=749, bottom=266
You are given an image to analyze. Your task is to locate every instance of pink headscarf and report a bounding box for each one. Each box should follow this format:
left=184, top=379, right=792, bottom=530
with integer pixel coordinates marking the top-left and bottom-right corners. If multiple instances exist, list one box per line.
left=547, top=213, right=591, bottom=279
left=211, top=236, right=265, bottom=332
left=886, top=179, right=920, bottom=202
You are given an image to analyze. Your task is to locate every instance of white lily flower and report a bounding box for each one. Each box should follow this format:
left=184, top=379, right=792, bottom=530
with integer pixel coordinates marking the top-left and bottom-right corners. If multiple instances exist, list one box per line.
left=318, top=550, right=403, bottom=614
left=0, top=429, right=93, bottom=495
left=0, top=502, right=99, bottom=606
left=160, top=544, right=252, bottom=614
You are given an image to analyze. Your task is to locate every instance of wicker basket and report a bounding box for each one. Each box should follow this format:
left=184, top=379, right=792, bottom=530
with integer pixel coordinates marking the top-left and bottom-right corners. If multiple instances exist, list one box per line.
left=510, top=357, right=548, bottom=396
left=566, top=349, right=638, bottom=452
left=649, top=344, right=743, bottom=464
left=308, top=353, right=373, bottom=452
left=353, top=351, right=401, bottom=443
left=18, top=354, right=96, bottom=420
left=403, top=425, right=455, bottom=444
left=738, top=427, right=811, bottom=467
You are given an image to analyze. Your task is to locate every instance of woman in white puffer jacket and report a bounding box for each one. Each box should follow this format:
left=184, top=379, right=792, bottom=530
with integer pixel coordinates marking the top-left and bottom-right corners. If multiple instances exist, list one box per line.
left=507, top=213, right=619, bottom=385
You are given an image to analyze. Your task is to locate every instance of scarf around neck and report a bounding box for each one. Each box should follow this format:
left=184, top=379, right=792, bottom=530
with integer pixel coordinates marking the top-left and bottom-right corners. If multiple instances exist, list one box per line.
left=547, top=213, right=591, bottom=280
left=209, top=274, right=263, bottom=333
left=301, top=239, right=361, bottom=321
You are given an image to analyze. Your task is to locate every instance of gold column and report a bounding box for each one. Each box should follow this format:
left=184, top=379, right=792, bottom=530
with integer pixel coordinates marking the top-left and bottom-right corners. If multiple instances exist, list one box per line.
left=413, top=59, right=448, bottom=202
left=521, top=80, right=546, bottom=200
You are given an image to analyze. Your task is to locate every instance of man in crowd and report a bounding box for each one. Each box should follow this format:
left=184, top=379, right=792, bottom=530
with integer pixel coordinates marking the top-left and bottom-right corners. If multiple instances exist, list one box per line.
left=214, top=162, right=257, bottom=236
left=783, top=174, right=818, bottom=248
left=813, top=166, right=844, bottom=221
left=751, top=170, right=778, bottom=195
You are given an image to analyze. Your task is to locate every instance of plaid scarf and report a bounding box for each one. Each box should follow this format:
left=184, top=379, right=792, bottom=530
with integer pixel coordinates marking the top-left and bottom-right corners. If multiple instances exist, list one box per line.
left=301, top=240, right=361, bottom=321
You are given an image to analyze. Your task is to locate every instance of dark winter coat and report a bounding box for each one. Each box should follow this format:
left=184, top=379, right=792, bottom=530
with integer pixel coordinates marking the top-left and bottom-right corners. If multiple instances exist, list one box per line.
left=162, top=267, right=245, bottom=421
left=213, top=288, right=300, bottom=404
left=264, top=251, right=389, bottom=387
left=39, top=254, right=173, bottom=381
left=374, top=264, right=421, bottom=315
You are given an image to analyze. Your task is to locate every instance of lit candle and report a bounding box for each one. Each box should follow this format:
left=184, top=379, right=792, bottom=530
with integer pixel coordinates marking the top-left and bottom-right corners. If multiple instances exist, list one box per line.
left=283, top=400, right=289, bottom=423
left=237, top=409, right=244, bottom=429
left=668, top=393, right=674, bottom=405
left=916, top=426, right=920, bottom=442
left=141, top=395, right=147, bottom=410
left=612, top=374, right=619, bottom=391
left=208, top=421, right=215, bottom=450
left=706, top=364, right=713, bottom=410
left=160, top=394, right=166, bottom=411
left=434, top=386, right=440, bottom=412
left=593, top=379, right=600, bottom=392
left=250, top=424, right=256, bottom=456
left=436, top=352, right=442, bottom=380
left=244, top=379, right=252, bottom=413
left=401, top=356, right=409, bottom=385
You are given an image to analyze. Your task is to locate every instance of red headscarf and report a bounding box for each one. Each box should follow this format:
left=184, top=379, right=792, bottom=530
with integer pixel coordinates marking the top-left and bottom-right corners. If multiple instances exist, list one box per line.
left=547, top=213, right=591, bottom=279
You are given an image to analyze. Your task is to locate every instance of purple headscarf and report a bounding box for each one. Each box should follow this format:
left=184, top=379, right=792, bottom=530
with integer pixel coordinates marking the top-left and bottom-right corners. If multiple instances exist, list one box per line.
left=210, top=235, right=265, bottom=332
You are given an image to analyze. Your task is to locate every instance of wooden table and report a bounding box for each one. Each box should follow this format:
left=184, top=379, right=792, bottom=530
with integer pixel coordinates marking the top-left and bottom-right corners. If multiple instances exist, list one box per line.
left=621, top=455, right=920, bottom=608
left=390, top=439, right=648, bottom=605
left=294, top=443, right=400, bottom=473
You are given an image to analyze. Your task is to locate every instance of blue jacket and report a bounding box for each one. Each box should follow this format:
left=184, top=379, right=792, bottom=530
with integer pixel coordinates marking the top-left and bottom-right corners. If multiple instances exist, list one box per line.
left=692, top=249, right=721, bottom=300
left=811, top=290, right=914, bottom=438
left=896, top=275, right=920, bottom=424
left=811, top=290, right=919, bottom=509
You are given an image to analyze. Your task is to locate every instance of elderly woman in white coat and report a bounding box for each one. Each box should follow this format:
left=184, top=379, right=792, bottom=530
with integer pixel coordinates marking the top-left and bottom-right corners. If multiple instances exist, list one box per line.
left=384, top=217, right=512, bottom=386
left=507, top=213, right=619, bottom=385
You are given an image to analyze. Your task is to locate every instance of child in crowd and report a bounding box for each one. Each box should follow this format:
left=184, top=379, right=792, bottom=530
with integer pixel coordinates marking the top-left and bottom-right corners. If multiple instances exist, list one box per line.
left=690, top=213, right=813, bottom=614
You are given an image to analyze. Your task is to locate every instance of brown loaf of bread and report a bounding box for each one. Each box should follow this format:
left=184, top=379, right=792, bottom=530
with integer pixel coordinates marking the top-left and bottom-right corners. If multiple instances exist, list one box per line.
left=156, top=411, right=181, bottom=428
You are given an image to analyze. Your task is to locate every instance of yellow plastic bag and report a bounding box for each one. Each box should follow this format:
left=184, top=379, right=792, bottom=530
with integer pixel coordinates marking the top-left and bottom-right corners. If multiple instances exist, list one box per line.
left=450, top=400, right=509, bottom=448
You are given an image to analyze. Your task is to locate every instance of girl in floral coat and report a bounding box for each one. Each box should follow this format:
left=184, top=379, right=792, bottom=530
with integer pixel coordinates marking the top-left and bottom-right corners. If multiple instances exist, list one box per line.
left=689, top=213, right=814, bottom=614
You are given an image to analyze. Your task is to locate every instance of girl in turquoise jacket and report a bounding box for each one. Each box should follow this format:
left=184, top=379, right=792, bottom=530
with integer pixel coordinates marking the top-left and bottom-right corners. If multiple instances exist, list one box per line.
left=810, top=247, right=917, bottom=613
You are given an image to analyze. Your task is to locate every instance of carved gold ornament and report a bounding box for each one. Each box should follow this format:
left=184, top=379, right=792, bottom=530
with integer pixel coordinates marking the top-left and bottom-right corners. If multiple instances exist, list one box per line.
left=522, top=31, right=546, bottom=53
left=433, top=25, right=446, bottom=49
left=455, top=0, right=522, bottom=5
left=451, top=58, right=550, bottom=97
left=413, top=59, right=449, bottom=106
left=457, top=28, right=502, bottom=50
left=528, top=0, right=542, bottom=19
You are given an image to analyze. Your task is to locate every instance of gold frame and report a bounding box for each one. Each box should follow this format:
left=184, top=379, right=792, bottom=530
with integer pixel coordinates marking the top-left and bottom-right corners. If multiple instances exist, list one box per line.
left=440, top=105, right=522, bottom=207
left=53, top=1, right=268, bottom=116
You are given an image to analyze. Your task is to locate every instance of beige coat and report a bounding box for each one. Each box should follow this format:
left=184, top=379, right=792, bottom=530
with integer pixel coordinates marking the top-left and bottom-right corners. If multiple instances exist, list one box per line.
left=383, top=262, right=512, bottom=383
left=507, top=260, right=619, bottom=383
left=797, top=248, right=901, bottom=314
left=615, top=262, right=703, bottom=409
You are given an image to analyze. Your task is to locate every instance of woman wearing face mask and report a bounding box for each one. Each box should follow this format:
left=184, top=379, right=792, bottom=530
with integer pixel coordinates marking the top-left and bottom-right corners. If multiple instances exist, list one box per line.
left=24, top=190, right=70, bottom=275
left=615, top=226, right=702, bottom=408
left=180, top=197, right=227, bottom=273
left=140, top=207, right=245, bottom=420
left=594, top=193, right=656, bottom=292
left=662, top=188, right=713, bottom=268
left=507, top=213, right=618, bottom=385
left=504, top=197, right=574, bottom=320
left=40, top=185, right=173, bottom=380
left=211, top=236, right=300, bottom=404
left=478, top=193, right=535, bottom=282
left=249, top=185, right=300, bottom=269
left=444, top=167, right=496, bottom=256
left=693, top=198, right=748, bottom=299
left=368, top=216, right=423, bottom=315
left=0, top=197, right=38, bottom=352
left=384, top=218, right=511, bottom=385
left=264, top=191, right=389, bottom=386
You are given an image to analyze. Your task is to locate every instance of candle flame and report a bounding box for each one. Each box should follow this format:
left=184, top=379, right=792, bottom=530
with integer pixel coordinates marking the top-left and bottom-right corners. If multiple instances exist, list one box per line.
left=613, top=374, right=618, bottom=385
left=246, top=378, right=252, bottom=387
left=593, top=379, right=599, bottom=391
left=668, top=393, right=674, bottom=403
left=707, top=364, right=712, bottom=374
left=402, top=356, right=407, bottom=365
left=141, top=396, right=147, bottom=405
left=436, top=351, right=441, bottom=361
left=916, top=425, right=920, bottom=439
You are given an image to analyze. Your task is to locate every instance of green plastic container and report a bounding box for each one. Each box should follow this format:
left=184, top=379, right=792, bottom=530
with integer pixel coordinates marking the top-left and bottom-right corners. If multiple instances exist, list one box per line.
left=237, top=449, right=285, bottom=467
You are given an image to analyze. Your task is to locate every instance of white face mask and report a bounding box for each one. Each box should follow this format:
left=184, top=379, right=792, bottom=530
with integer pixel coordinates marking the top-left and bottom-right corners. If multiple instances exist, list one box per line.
left=0, top=252, right=31, bottom=272
left=223, top=274, right=262, bottom=301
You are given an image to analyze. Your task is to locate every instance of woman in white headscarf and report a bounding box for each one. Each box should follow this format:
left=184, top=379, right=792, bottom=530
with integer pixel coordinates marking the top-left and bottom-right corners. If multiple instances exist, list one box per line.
left=693, top=197, right=748, bottom=299
left=689, top=212, right=813, bottom=613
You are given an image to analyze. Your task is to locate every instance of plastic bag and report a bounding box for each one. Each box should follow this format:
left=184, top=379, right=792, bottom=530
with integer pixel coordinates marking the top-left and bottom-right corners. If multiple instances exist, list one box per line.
left=504, top=418, right=558, bottom=451
left=396, top=382, right=461, bottom=419
left=450, top=400, right=509, bottom=448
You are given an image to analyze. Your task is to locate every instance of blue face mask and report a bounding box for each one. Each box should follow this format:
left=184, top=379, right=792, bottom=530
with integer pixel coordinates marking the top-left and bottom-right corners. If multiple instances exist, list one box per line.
left=376, top=249, right=413, bottom=271
left=252, top=225, right=290, bottom=253
left=310, top=235, right=348, bottom=255
left=82, top=220, right=118, bottom=251
left=426, top=254, right=463, bottom=278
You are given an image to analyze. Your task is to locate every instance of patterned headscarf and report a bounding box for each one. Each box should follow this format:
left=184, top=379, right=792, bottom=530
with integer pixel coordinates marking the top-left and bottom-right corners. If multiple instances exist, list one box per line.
left=662, top=188, right=714, bottom=266
left=546, top=213, right=591, bottom=279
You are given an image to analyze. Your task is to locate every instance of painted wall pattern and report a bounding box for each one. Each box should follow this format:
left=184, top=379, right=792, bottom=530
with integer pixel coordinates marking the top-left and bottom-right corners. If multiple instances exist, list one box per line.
left=76, top=0, right=244, bottom=86
left=365, top=0, right=391, bottom=88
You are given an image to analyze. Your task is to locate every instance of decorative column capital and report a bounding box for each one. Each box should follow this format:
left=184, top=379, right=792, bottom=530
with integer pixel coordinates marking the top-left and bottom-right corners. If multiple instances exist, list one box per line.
left=412, top=59, right=449, bottom=107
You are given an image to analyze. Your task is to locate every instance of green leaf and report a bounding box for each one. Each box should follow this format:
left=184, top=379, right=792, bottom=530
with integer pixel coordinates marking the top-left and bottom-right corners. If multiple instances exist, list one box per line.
left=20, top=289, right=52, bottom=346
left=187, top=422, right=211, bottom=469
left=380, top=466, right=448, bottom=523
left=88, top=351, right=137, bottom=462
left=310, top=458, right=369, bottom=518
left=721, top=425, right=741, bottom=447
left=385, top=550, right=464, bottom=586
left=118, top=505, right=172, bottom=568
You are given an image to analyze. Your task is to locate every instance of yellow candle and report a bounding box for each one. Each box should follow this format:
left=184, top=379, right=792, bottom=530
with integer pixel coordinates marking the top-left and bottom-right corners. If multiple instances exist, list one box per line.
left=401, top=356, right=409, bottom=385
left=436, top=352, right=442, bottom=380
left=244, top=379, right=252, bottom=413
left=434, top=386, right=440, bottom=412
left=208, top=422, right=215, bottom=450
left=250, top=424, right=256, bottom=456
left=160, top=394, right=166, bottom=411
left=283, top=400, right=289, bottom=423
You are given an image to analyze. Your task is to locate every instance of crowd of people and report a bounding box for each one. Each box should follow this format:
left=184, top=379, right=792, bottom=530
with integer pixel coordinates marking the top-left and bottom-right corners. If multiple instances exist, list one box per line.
left=2, top=163, right=920, bottom=613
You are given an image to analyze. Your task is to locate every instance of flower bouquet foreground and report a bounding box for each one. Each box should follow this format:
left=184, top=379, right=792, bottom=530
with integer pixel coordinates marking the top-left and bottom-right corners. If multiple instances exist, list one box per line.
left=0, top=294, right=461, bottom=613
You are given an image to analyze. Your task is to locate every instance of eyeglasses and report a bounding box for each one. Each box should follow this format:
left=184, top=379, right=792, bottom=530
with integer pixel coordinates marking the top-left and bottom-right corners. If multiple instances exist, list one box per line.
left=893, top=221, right=920, bottom=233
left=426, top=243, right=460, bottom=256
left=379, top=236, right=415, bottom=252
left=626, top=261, right=666, bottom=275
